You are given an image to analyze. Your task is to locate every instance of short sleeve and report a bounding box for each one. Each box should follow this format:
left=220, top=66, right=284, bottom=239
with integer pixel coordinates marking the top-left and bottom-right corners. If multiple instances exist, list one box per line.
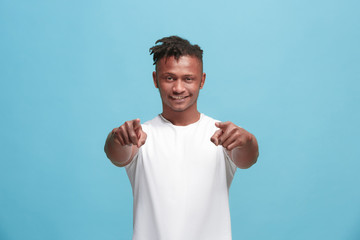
left=223, top=148, right=237, bottom=189
left=124, top=123, right=148, bottom=187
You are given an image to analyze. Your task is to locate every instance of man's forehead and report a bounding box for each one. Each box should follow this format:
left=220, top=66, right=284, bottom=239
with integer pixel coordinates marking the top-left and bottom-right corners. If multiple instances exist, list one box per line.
left=156, top=55, right=202, bottom=69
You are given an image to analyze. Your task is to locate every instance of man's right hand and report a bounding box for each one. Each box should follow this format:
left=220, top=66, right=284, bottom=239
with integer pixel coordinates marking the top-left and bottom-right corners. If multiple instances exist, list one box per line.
left=112, top=119, right=147, bottom=148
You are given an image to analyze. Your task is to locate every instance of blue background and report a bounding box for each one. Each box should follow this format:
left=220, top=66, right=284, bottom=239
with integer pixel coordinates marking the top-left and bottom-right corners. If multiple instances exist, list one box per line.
left=1, top=0, right=359, bottom=239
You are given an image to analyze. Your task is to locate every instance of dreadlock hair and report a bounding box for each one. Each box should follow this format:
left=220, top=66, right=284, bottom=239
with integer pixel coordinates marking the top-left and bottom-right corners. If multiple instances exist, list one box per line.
left=149, top=36, right=203, bottom=68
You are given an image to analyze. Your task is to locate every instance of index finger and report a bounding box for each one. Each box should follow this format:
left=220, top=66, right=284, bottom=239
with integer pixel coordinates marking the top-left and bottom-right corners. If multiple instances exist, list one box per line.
left=215, top=121, right=229, bottom=129
left=133, top=118, right=142, bottom=130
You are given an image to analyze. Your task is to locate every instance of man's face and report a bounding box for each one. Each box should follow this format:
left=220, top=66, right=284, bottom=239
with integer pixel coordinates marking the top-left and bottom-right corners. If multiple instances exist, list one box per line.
left=153, top=55, right=206, bottom=114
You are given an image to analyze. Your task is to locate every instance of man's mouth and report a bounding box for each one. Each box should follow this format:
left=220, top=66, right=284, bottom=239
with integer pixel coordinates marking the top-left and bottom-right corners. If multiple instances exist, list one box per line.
left=170, top=96, right=188, bottom=100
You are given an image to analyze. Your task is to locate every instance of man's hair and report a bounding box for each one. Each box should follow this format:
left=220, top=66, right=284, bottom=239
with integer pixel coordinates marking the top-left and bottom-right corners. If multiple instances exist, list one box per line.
left=149, top=36, right=203, bottom=66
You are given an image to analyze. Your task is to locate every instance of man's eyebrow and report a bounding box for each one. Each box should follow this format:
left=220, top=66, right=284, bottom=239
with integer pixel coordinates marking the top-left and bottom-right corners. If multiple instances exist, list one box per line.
left=161, top=72, right=195, bottom=77
left=162, top=72, right=176, bottom=75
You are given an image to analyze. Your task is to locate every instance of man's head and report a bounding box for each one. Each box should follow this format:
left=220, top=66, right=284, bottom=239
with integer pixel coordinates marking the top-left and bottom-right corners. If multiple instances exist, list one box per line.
left=149, top=36, right=206, bottom=118
left=149, top=36, right=203, bottom=72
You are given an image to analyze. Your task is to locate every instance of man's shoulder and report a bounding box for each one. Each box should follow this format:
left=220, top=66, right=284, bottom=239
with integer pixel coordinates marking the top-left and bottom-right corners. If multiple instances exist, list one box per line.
left=141, top=115, right=163, bottom=132
left=201, top=113, right=220, bottom=126
left=143, top=115, right=162, bottom=126
left=201, top=113, right=219, bottom=123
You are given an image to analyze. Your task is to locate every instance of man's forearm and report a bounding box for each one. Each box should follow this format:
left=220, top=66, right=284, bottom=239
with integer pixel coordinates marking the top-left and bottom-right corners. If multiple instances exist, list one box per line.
left=104, top=132, right=133, bottom=167
left=230, top=136, right=259, bottom=169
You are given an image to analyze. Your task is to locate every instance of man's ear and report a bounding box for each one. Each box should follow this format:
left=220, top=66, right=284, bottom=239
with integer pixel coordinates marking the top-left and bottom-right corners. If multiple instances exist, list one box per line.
left=153, top=71, right=158, bottom=88
left=200, top=73, right=206, bottom=89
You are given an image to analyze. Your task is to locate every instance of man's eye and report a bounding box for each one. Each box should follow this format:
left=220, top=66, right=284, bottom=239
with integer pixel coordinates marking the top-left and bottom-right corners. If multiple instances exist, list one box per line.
left=167, top=76, right=173, bottom=80
left=186, top=78, right=192, bottom=81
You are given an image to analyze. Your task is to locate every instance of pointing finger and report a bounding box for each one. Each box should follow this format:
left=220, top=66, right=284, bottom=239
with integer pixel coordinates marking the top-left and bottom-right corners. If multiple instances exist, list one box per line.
left=215, top=121, right=230, bottom=130
left=133, top=119, right=142, bottom=130
left=133, top=119, right=144, bottom=140
left=125, top=121, right=138, bottom=146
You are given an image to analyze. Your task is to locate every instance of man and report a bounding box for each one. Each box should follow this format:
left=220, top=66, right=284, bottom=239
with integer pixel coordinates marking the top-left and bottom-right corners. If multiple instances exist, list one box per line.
left=104, top=36, right=259, bottom=240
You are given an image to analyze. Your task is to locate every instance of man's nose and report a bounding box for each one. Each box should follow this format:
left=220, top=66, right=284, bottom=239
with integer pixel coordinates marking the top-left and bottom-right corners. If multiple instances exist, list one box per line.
left=173, top=80, right=185, bottom=93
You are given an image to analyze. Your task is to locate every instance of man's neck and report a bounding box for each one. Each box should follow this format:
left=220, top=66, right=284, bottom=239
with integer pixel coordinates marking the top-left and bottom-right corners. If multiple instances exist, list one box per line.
left=161, top=108, right=201, bottom=126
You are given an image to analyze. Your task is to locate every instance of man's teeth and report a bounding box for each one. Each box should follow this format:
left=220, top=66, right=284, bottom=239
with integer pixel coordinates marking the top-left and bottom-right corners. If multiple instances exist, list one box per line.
left=172, top=96, right=187, bottom=99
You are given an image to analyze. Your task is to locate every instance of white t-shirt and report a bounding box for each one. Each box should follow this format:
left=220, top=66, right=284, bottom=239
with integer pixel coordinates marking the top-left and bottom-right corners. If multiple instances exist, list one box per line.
left=125, top=114, right=237, bottom=240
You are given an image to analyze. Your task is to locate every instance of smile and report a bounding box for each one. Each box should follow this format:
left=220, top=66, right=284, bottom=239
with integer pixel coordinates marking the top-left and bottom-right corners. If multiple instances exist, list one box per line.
left=170, top=96, right=189, bottom=100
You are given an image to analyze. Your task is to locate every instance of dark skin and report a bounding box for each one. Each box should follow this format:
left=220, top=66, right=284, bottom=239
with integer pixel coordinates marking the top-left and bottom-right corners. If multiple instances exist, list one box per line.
left=104, top=55, right=258, bottom=169
left=211, top=121, right=258, bottom=169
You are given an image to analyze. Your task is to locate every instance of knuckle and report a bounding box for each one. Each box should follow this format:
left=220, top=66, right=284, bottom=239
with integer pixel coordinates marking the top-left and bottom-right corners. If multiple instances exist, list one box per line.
left=119, top=128, right=126, bottom=135
left=229, top=128, right=237, bottom=134
left=246, top=134, right=253, bottom=142
left=234, top=132, right=241, bottom=138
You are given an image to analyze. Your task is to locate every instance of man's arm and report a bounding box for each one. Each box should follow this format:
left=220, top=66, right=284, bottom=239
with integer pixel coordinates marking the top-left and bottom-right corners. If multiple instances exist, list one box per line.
left=104, top=119, right=147, bottom=167
left=210, top=121, right=259, bottom=169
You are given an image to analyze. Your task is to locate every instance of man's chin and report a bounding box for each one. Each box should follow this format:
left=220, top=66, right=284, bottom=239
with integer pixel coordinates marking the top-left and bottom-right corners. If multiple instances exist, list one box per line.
left=171, top=107, right=187, bottom=112
left=169, top=104, right=191, bottom=112
left=163, top=101, right=195, bottom=113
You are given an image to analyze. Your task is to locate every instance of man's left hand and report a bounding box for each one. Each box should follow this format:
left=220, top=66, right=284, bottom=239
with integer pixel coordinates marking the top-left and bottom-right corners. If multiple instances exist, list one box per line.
left=210, top=121, right=254, bottom=151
